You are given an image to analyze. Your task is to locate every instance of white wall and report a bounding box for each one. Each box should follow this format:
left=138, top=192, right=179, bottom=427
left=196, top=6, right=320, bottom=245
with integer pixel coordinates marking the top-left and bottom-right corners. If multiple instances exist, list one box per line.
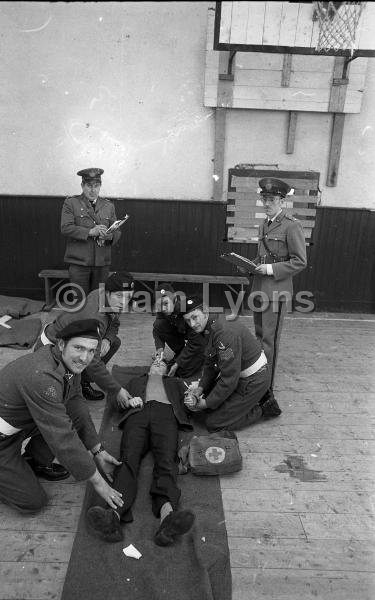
left=0, top=1, right=214, bottom=199
left=223, top=60, right=375, bottom=209
left=1, top=1, right=375, bottom=207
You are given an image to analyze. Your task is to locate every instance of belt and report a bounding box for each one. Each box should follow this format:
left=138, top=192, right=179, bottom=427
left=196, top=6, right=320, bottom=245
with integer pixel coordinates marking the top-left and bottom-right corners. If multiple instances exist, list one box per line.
left=240, top=351, right=267, bottom=378
left=40, top=324, right=53, bottom=346
left=260, top=255, right=289, bottom=264
left=0, top=416, right=21, bottom=436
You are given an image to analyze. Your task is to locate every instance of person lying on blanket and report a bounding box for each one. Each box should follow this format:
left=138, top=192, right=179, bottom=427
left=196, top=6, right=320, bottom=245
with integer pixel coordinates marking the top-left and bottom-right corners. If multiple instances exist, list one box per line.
left=86, top=357, right=195, bottom=545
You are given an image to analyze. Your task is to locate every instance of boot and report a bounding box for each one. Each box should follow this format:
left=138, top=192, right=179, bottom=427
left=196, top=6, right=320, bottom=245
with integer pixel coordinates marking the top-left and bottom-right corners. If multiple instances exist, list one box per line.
left=24, top=456, right=70, bottom=481
left=86, top=507, right=123, bottom=543
left=260, top=389, right=282, bottom=418
left=81, top=382, right=105, bottom=401
left=154, top=510, right=195, bottom=546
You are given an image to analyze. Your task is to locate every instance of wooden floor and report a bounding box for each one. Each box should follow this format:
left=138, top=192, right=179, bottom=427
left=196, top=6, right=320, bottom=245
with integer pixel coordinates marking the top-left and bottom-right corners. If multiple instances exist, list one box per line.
left=0, top=311, right=374, bottom=600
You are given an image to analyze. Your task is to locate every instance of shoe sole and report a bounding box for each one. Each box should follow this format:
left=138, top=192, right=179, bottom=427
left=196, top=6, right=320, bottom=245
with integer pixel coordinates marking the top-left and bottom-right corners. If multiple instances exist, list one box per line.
left=160, top=510, right=196, bottom=536
left=263, top=410, right=282, bottom=419
left=86, top=508, right=124, bottom=543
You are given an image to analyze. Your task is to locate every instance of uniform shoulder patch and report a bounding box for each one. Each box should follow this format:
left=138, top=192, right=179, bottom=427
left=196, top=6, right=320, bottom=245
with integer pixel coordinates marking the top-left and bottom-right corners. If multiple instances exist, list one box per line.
left=44, top=385, right=58, bottom=400
left=216, top=335, right=235, bottom=361
left=285, top=213, right=297, bottom=221
left=218, top=345, right=235, bottom=361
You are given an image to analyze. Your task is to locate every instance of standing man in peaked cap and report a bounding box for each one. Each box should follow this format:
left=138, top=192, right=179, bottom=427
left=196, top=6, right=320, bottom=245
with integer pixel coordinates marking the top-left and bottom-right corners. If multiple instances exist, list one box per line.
left=61, top=168, right=122, bottom=296
left=248, top=177, right=307, bottom=407
left=0, top=319, right=139, bottom=515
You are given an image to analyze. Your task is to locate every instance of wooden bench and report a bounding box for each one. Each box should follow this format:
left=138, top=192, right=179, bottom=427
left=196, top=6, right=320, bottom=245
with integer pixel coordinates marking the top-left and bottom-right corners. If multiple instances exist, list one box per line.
left=38, top=269, right=249, bottom=311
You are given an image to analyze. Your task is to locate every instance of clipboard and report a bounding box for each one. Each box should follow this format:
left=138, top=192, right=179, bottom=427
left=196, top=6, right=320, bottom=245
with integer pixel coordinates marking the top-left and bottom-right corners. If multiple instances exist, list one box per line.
left=220, top=252, right=257, bottom=274
left=105, top=215, right=130, bottom=234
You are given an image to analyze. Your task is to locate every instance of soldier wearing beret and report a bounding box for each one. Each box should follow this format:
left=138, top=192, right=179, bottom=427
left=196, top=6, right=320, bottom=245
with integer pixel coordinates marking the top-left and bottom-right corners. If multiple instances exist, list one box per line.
left=248, top=177, right=307, bottom=406
left=153, top=283, right=207, bottom=378
left=0, top=319, right=143, bottom=515
left=61, top=168, right=122, bottom=296
left=35, top=271, right=135, bottom=403
left=180, top=296, right=280, bottom=432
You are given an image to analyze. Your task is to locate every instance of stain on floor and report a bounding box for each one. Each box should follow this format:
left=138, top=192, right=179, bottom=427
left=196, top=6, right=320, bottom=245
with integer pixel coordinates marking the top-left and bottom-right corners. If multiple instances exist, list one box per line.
left=274, top=455, right=327, bottom=482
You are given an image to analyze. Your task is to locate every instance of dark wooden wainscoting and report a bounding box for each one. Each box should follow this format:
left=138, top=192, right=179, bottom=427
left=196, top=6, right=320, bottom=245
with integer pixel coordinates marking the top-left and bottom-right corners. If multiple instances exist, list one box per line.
left=0, top=196, right=373, bottom=312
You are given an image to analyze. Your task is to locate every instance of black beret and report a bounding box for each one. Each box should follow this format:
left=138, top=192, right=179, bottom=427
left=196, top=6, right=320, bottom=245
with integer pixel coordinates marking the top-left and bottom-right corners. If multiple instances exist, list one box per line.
left=77, top=168, right=104, bottom=182
left=105, top=270, right=134, bottom=292
left=56, top=319, right=102, bottom=341
left=180, top=294, right=204, bottom=315
left=258, top=177, right=291, bottom=198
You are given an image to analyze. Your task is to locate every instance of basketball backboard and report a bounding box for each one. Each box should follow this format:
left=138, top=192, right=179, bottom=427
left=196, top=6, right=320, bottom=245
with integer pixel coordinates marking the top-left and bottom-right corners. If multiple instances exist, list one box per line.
left=214, top=2, right=375, bottom=57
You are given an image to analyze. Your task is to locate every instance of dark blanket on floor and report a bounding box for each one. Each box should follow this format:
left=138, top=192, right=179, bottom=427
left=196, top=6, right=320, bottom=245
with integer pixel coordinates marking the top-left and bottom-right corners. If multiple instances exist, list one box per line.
left=0, top=295, right=45, bottom=318
left=0, top=318, right=42, bottom=348
left=61, top=366, right=232, bottom=600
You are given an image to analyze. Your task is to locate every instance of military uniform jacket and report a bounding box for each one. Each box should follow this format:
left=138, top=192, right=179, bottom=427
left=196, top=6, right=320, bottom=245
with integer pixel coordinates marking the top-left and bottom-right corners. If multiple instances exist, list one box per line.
left=153, top=311, right=206, bottom=374
left=116, top=375, right=192, bottom=431
left=0, top=345, right=99, bottom=480
left=251, top=210, right=307, bottom=299
left=153, top=311, right=186, bottom=347
left=199, top=315, right=262, bottom=410
left=45, top=289, right=121, bottom=395
left=61, top=194, right=121, bottom=266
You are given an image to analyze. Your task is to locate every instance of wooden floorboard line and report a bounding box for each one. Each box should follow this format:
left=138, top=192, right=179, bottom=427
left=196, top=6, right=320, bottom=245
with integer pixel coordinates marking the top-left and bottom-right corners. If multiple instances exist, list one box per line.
left=0, top=312, right=374, bottom=600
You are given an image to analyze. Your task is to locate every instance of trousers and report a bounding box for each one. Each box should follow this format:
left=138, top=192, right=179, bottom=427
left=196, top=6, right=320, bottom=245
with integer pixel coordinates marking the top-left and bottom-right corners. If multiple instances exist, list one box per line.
left=205, top=364, right=270, bottom=432
left=113, top=402, right=180, bottom=519
left=0, top=395, right=95, bottom=513
left=253, top=299, right=287, bottom=388
left=68, top=264, right=110, bottom=297
left=0, top=429, right=51, bottom=513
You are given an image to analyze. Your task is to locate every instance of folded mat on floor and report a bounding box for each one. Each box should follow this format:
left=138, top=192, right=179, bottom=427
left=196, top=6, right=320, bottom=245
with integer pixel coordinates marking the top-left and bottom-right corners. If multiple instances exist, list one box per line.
left=0, top=317, right=42, bottom=348
left=61, top=365, right=232, bottom=600
left=0, top=295, right=45, bottom=318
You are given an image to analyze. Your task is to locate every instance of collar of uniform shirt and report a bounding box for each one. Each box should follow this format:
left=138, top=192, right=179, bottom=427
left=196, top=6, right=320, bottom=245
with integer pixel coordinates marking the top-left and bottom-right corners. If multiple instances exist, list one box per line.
left=204, top=314, right=217, bottom=333
left=268, top=208, right=283, bottom=224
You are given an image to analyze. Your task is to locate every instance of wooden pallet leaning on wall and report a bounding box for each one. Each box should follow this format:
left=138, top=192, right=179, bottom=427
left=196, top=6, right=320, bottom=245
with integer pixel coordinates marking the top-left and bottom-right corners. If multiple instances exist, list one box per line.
left=226, top=168, right=320, bottom=244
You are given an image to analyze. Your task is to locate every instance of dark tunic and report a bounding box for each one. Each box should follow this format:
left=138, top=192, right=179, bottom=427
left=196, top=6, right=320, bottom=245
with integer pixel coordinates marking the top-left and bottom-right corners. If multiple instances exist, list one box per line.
left=200, top=314, right=262, bottom=410
left=0, top=345, right=99, bottom=481
left=61, top=194, right=121, bottom=267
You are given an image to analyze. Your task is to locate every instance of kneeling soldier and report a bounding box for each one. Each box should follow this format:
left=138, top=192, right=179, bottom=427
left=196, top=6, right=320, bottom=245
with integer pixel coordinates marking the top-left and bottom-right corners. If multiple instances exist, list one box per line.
left=0, top=320, right=127, bottom=514
left=153, top=283, right=206, bottom=378
left=181, top=296, right=281, bottom=432
left=36, top=270, right=135, bottom=404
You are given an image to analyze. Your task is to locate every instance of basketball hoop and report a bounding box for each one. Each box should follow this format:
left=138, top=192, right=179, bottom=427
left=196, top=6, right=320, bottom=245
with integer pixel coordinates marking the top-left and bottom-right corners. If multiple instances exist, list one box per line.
left=313, top=1, right=366, bottom=55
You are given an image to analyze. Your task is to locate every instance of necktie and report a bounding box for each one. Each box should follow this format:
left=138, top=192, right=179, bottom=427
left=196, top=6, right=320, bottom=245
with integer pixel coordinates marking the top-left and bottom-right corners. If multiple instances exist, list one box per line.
left=268, top=220, right=272, bottom=227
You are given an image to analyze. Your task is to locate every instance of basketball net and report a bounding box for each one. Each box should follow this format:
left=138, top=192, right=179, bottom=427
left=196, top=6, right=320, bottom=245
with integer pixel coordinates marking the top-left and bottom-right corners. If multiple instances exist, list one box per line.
left=313, top=1, right=366, bottom=55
